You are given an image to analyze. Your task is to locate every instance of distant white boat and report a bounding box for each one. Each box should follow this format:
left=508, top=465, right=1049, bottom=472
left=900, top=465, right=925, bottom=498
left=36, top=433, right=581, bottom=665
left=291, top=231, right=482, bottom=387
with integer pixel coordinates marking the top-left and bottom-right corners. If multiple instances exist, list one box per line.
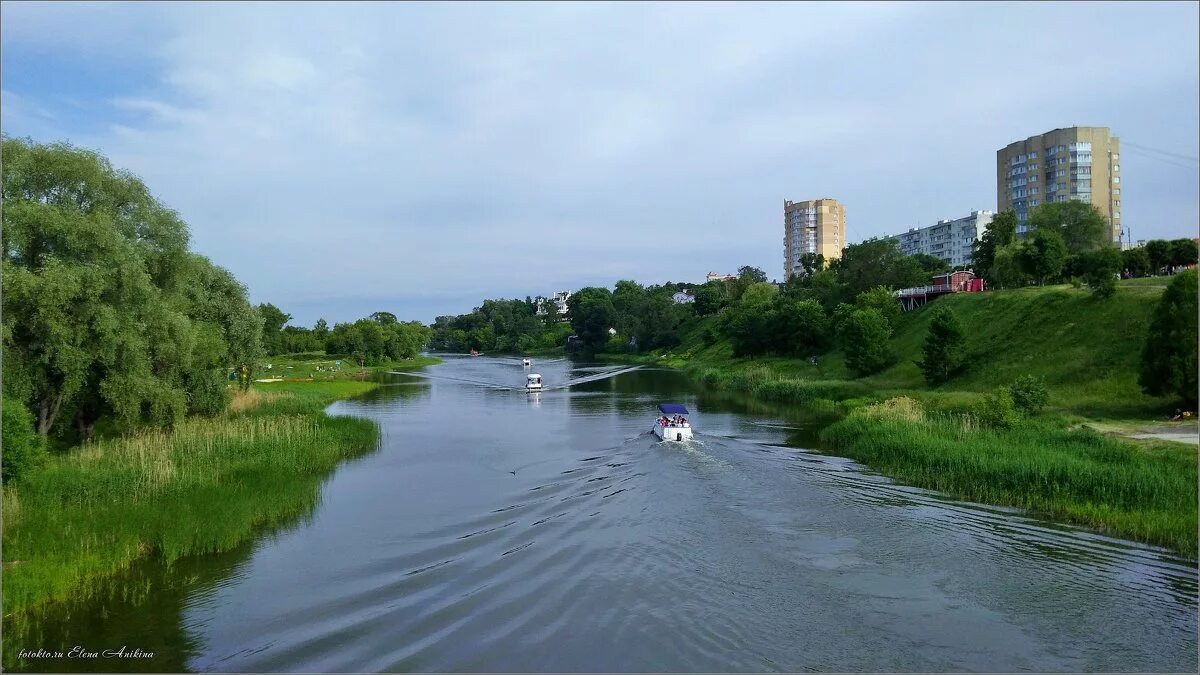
left=522, top=358, right=531, bottom=367
left=526, top=373, right=543, bottom=392
left=652, top=403, right=693, bottom=441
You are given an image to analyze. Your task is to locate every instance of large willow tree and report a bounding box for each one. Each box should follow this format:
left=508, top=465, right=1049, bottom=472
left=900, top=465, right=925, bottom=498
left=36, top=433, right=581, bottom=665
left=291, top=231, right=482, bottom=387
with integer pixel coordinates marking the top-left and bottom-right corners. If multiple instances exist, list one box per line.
left=2, top=137, right=261, bottom=441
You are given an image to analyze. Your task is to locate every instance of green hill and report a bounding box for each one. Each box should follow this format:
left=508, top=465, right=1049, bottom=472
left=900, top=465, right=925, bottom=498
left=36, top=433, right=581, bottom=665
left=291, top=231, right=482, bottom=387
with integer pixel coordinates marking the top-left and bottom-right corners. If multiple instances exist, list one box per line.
left=666, top=280, right=1175, bottom=420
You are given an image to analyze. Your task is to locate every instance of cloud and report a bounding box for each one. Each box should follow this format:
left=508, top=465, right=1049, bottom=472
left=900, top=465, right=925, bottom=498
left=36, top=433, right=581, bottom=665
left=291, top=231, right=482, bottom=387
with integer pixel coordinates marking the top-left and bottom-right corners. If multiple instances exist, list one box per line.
left=2, top=1, right=1197, bottom=324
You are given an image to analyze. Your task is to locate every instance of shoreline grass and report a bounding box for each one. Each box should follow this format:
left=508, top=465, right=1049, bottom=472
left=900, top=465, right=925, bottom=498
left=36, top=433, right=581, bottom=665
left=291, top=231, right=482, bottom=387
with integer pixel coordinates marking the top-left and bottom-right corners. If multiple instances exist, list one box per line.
left=820, top=398, right=1198, bottom=557
left=0, top=357, right=440, bottom=619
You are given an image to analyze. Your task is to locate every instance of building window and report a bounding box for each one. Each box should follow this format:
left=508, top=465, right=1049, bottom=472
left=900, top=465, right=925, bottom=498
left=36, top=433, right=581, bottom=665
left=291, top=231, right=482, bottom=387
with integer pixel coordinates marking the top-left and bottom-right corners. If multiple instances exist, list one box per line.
left=1112, top=153, right=1119, bottom=160
left=1113, top=176, right=1120, bottom=183
left=1029, top=151, right=1038, bottom=158
left=1114, top=211, right=1121, bottom=219
left=1115, top=200, right=1121, bottom=207
left=1113, top=164, right=1119, bottom=172
left=1114, top=188, right=1121, bottom=195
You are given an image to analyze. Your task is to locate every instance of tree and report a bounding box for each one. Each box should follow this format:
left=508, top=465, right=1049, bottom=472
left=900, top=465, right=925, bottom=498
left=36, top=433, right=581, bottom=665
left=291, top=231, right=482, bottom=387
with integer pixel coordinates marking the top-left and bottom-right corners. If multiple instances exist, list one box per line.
left=1078, top=247, right=1122, bottom=298
left=917, top=306, right=966, bottom=385
left=567, top=287, right=616, bottom=351
left=692, top=281, right=729, bottom=316
left=773, top=297, right=829, bottom=355
left=796, top=253, right=826, bottom=278
left=2, top=137, right=258, bottom=440
left=1027, top=201, right=1110, bottom=254
left=1145, top=239, right=1172, bottom=273
left=724, top=282, right=779, bottom=356
left=990, top=243, right=1027, bottom=289
left=1139, top=269, right=1198, bottom=407
left=832, top=239, right=928, bottom=297
left=2, top=398, right=46, bottom=483
left=911, top=253, right=951, bottom=277
left=972, top=210, right=1017, bottom=282
left=842, top=308, right=894, bottom=376
left=853, top=286, right=902, bottom=332
left=370, top=311, right=398, bottom=326
left=1017, top=227, right=1068, bottom=285
left=738, top=265, right=768, bottom=284
left=258, top=303, right=292, bottom=355
left=1168, top=238, right=1199, bottom=269
left=1122, top=247, right=1151, bottom=278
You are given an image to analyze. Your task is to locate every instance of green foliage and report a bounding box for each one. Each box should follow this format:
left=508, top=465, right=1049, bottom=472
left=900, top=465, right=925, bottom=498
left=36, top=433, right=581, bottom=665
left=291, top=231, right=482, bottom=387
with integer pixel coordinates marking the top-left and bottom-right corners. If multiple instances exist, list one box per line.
left=2, top=398, right=47, bottom=483
left=821, top=400, right=1198, bottom=556
left=257, top=303, right=292, bottom=355
left=830, top=239, right=928, bottom=298
left=842, top=308, right=894, bottom=376
left=1078, top=247, right=1122, bottom=298
left=1007, top=375, right=1049, bottom=415
left=917, top=306, right=965, bottom=385
left=1, top=136, right=261, bottom=441
left=989, top=243, right=1028, bottom=289
left=972, top=210, right=1017, bottom=283
left=724, top=282, right=779, bottom=357
left=1122, top=247, right=1151, bottom=278
left=853, top=286, right=902, bottom=331
left=1145, top=240, right=1172, bottom=272
left=326, top=318, right=430, bottom=364
left=1018, top=227, right=1068, bottom=284
left=1139, top=270, right=1198, bottom=407
left=973, top=387, right=1020, bottom=429
left=1169, top=238, right=1199, bottom=268
left=1028, top=201, right=1111, bottom=254
left=692, top=281, right=731, bottom=316
left=774, top=297, right=829, bottom=356
left=567, top=287, right=617, bottom=351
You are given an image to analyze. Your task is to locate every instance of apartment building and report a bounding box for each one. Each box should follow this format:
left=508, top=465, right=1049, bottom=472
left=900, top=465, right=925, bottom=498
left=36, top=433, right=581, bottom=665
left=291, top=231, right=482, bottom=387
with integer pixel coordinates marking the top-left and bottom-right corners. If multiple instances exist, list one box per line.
left=996, top=126, right=1121, bottom=242
left=881, top=210, right=994, bottom=268
left=784, top=198, right=845, bottom=279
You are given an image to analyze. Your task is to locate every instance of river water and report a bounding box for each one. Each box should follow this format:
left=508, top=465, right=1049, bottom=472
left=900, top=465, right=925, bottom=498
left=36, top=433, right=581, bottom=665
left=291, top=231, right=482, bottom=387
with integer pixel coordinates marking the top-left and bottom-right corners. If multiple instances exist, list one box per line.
left=7, top=356, right=1198, bottom=672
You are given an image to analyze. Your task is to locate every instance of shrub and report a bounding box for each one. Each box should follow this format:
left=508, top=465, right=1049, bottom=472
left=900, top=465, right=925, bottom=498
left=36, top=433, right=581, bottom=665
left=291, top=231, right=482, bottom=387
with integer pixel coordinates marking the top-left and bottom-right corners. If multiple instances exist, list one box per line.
left=1, top=399, right=47, bottom=484
left=973, top=387, right=1020, bottom=429
left=1139, top=269, right=1198, bottom=407
left=1007, top=375, right=1049, bottom=416
left=842, top=308, right=894, bottom=377
left=1079, top=247, right=1122, bottom=298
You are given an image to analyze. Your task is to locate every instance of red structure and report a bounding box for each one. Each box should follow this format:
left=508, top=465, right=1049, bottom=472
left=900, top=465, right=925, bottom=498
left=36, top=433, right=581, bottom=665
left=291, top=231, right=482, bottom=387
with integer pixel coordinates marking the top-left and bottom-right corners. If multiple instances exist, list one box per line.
left=894, top=270, right=986, bottom=311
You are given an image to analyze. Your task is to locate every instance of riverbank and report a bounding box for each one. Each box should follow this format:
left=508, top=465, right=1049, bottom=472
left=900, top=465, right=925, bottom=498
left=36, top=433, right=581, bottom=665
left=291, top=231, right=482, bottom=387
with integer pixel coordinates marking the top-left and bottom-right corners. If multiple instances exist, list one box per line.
left=605, top=282, right=1199, bottom=557
left=1, top=357, right=441, bottom=618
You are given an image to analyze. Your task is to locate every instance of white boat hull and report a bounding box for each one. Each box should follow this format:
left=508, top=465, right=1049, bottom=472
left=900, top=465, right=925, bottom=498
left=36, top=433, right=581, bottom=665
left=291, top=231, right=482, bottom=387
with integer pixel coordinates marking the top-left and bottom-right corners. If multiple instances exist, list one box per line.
left=653, top=423, right=693, bottom=441
left=526, top=385, right=542, bottom=392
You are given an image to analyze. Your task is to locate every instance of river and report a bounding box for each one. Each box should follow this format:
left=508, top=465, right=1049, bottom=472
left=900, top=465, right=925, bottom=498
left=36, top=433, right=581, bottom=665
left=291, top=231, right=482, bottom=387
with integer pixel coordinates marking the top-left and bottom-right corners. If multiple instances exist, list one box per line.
left=7, top=356, right=1198, bottom=672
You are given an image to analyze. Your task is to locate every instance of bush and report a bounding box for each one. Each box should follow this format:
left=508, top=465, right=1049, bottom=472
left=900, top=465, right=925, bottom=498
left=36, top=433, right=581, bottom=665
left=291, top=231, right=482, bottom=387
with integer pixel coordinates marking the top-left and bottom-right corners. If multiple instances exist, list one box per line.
left=973, top=387, right=1020, bottom=429
left=1079, top=247, right=1122, bottom=298
left=2, top=399, right=47, bottom=483
left=1139, top=269, right=1198, bottom=407
left=1007, top=375, right=1049, bottom=416
left=842, top=308, right=894, bottom=377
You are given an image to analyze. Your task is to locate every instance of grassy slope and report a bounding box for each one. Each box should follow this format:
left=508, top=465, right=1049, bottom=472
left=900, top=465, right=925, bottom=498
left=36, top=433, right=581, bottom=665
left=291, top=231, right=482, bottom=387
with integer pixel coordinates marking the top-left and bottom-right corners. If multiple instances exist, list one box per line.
left=660, top=281, right=1175, bottom=419
left=1, top=356, right=441, bottom=617
left=627, top=282, right=1198, bottom=556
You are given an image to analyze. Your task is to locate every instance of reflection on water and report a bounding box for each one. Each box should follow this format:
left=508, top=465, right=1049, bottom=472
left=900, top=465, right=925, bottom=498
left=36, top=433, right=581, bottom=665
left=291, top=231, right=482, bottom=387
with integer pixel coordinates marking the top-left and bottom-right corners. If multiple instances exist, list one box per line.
left=5, top=356, right=1197, bottom=673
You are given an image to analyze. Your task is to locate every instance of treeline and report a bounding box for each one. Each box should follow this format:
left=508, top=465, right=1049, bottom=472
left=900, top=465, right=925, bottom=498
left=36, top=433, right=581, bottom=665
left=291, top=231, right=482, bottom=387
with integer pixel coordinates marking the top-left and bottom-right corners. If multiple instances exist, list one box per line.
left=430, top=298, right=570, bottom=353
left=972, top=202, right=1198, bottom=296
left=2, top=137, right=263, bottom=468
left=258, top=306, right=431, bottom=365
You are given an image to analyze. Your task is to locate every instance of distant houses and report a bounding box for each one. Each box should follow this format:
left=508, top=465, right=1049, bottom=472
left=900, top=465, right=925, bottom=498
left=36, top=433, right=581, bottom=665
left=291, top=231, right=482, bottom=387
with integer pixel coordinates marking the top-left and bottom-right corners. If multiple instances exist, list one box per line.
left=672, top=289, right=695, bottom=304
left=534, top=290, right=572, bottom=318
left=706, top=271, right=736, bottom=282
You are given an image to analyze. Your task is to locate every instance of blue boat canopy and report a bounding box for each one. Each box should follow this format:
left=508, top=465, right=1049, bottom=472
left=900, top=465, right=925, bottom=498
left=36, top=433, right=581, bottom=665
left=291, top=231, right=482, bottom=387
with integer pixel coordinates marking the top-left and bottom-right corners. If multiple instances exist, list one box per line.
left=658, top=403, right=689, bottom=415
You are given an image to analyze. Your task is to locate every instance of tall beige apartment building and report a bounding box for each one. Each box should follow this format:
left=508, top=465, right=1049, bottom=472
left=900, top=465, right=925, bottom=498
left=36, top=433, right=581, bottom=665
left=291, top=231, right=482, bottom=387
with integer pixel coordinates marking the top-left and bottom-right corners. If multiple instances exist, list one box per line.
left=784, top=198, right=844, bottom=279
left=996, top=126, right=1121, bottom=242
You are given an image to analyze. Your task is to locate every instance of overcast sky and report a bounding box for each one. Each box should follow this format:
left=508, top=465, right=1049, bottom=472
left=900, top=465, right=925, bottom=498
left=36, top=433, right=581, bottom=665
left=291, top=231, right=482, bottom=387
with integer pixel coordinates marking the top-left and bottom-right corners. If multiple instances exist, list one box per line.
left=3, top=1, right=1198, bottom=325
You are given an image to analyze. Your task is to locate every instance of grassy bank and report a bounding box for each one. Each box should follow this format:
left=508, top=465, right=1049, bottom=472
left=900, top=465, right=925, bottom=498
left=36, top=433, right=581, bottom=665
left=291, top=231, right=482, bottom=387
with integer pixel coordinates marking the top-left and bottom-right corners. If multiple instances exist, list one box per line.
left=1, top=355, right=441, bottom=617
left=616, top=282, right=1198, bottom=556
left=821, top=398, right=1198, bottom=556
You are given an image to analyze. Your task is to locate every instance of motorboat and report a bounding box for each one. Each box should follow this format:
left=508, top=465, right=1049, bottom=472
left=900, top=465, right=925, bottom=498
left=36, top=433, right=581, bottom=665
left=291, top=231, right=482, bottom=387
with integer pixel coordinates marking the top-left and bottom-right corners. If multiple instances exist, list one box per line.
left=652, top=403, right=693, bottom=441
left=469, top=348, right=479, bottom=357
left=526, top=373, right=543, bottom=392
left=522, top=358, right=531, bottom=367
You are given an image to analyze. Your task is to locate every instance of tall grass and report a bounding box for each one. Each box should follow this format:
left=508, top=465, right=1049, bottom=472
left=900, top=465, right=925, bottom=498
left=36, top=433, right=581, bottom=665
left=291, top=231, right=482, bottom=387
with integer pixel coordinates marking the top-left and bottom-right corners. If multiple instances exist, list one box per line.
left=1, top=380, right=381, bottom=617
left=690, top=365, right=870, bottom=404
left=821, top=399, right=1198, bottom=557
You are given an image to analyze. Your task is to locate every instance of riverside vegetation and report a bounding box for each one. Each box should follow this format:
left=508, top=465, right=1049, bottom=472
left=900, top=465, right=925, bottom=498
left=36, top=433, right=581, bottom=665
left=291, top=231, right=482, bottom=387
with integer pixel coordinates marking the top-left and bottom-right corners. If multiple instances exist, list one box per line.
left=1, top=138, right=438, bottom=618
left=426, top=207, right=1198, bottom=555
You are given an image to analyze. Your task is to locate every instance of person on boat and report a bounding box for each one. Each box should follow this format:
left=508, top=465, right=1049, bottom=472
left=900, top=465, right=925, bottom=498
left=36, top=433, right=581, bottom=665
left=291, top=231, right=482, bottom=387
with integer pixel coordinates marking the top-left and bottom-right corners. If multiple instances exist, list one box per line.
left=680, top=417, right=688, bottom=426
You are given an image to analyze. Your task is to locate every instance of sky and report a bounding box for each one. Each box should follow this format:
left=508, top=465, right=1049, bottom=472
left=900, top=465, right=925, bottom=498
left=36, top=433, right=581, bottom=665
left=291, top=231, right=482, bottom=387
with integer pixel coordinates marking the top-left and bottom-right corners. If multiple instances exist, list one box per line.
left=3, top=1, right=1198, bottom=326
